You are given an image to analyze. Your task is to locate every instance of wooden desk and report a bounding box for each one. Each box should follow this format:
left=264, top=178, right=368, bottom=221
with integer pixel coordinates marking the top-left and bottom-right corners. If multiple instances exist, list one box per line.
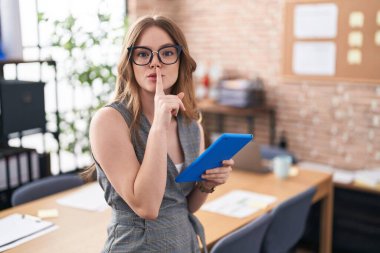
left=0, top=168, right=332, bottom=253
left=197, top=99, right=276, bottom=145
left=197, top=169, right=333, bottom=253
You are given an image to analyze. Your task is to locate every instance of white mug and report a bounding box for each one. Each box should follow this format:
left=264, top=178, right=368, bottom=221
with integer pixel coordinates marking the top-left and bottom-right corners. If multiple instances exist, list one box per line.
left=273, top=155, right=292, bottom=179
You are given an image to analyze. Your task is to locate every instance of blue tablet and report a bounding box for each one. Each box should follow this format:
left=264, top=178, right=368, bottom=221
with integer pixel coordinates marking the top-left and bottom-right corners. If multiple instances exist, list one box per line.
left=175, top=133, right=253, bottom=183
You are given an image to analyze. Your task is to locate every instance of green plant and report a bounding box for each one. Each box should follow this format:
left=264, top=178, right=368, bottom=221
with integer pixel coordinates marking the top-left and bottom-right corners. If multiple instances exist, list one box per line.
left=39, top=5, right=128, bottom=167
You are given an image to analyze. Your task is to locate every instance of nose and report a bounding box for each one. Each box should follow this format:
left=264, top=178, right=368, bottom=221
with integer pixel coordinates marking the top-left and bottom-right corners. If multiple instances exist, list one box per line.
left=149, top=51, right=161, bottom=68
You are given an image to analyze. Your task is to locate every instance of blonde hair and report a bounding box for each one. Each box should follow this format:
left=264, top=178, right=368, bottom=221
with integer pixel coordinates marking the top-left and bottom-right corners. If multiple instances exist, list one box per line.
left=82, top=15, right=199, bottom=180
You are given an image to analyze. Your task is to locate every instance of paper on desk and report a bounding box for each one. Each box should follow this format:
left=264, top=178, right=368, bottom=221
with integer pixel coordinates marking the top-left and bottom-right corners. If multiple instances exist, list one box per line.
left=333, top=169, right=354, bottom=184
left=0, top=214, right=58, bottom=252
left=201, top=190, right=276, bottom=218
left=57, top=183, right=109, bottom=212
left=355, top=169, right=380, bottom=187
left=297, top=161, right=333, bottom=173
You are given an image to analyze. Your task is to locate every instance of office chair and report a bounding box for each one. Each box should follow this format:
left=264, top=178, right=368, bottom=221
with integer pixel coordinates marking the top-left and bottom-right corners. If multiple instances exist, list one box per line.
left=210, top=212, right=273, bottom=253
left=262, top=187, right=316, bottom=253
left=11, top=174, right=84, bottom=206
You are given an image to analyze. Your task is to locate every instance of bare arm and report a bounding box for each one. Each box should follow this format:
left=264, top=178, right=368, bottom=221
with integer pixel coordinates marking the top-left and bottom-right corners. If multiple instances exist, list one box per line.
left=90, top=68, right=185, bottom=220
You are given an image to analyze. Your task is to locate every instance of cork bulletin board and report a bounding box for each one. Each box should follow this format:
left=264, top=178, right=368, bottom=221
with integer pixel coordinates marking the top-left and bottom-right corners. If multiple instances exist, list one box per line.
left=283, top=0, right=380, bottom=83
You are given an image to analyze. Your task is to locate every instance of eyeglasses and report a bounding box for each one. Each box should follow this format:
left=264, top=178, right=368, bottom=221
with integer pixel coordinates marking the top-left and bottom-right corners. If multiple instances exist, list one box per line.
left=128, top=45, right=182, bottom=66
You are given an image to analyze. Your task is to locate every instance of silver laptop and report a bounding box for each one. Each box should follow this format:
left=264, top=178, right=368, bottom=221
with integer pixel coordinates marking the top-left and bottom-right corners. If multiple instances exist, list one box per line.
left=233, top=141, right=271, bottom=173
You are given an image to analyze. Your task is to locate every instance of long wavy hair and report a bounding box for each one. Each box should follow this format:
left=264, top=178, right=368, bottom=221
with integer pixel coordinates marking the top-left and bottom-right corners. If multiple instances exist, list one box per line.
left=83, top=15, right=198, bottom=180
left=115, top=15, right=198, bottom=135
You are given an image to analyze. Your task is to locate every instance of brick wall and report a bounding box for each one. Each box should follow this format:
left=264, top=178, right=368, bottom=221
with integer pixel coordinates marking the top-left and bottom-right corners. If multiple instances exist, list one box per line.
left=129, top=0, right=380, bottom=170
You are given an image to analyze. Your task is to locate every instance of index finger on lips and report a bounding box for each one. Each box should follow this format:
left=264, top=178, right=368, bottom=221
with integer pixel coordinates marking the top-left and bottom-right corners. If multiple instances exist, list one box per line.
left=155, top=68, right=164, bottom=95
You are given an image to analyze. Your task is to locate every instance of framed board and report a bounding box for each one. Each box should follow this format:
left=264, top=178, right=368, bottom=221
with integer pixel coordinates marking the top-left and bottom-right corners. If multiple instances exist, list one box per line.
left=283, top=0, right=380, bottom=83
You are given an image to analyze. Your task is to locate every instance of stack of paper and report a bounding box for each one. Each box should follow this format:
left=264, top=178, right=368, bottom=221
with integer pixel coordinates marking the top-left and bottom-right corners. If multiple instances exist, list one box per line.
left=333, top=169, right=355, bottom=184
left=355, top=169, right=380, bottom=187
left=201, top=190, right=276, bottom=218
left=0, top=214, right=57, bottom=252
left=298, top=161, right=356, bottom=184
left=297, top=161, right=333, bottom=173
left=57, top=183, right=109, bottom=212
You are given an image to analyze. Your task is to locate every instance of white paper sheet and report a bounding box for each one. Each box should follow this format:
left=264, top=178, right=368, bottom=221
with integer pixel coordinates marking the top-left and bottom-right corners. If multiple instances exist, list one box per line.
left=294, top=3, right=338, bottom=39
left=355, top=169, right=380, bottom=187
left=297, top=161, right=333, bottom=173
left=293, top=42, right=336, bottom=76
left=57, top=183, right=109, bottom=212
left=0, top=214, right=57, bottom=252
left=333, top=170, right=355, bottom=184
left=201, top=190, right=276, bottom=218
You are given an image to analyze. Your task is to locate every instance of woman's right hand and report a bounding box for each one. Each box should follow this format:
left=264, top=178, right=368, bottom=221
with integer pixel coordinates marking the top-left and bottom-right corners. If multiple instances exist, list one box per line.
left=153, top=67, right=186, bottom=129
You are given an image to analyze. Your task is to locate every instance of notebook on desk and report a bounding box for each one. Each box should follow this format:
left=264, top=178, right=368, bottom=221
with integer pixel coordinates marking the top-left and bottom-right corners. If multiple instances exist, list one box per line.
left=0, top=213, right=57, bottom=251
left=233, top=141, right=271, bottom=173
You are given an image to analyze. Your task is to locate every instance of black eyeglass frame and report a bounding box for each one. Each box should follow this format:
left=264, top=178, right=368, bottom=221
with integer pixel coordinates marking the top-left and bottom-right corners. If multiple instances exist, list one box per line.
left=127, top=45, right=183, bottom=66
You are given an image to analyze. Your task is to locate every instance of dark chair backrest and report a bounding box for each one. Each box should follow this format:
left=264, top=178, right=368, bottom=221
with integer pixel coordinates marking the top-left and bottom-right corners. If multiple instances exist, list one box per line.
left=210, top=212, right=273, bottom=253
left=262, top=187, right=316, bottom=253
left=11, top=174, right=84, bottom=206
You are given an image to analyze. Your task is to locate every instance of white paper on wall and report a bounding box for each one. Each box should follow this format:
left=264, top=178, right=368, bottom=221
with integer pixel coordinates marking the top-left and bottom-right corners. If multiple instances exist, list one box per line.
left=294, top=3, right=338, bottom=39
left=293, top=42, right=336, bottom=76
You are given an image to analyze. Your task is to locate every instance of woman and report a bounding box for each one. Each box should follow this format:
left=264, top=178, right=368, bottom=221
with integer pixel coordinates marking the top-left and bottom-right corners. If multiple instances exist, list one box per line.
left=89, top=15, right=234, bottom=253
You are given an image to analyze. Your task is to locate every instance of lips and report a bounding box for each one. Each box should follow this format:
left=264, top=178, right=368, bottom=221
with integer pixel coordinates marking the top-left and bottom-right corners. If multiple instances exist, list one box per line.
left=147, top=73, right=157, bottom=78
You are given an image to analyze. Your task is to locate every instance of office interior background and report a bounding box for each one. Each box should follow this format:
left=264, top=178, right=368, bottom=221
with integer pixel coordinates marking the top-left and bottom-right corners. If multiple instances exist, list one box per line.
left=0, top=0, right=379, bottom=252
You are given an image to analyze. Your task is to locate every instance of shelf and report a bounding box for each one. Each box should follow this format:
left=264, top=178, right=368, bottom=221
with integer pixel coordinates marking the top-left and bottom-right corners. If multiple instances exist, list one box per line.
left=197, top=99, right=276, bottom=145
left=197, top=99, right=275, bottom=116
left=0, top=59, right=55, bottom=66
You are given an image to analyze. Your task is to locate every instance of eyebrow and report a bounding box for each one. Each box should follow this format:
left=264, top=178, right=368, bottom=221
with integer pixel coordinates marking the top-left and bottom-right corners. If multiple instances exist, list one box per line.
left=134, top=43, right=176, bottom=49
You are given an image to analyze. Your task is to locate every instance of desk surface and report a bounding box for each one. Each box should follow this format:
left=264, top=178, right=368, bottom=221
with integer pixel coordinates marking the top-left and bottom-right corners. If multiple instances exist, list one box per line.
left=197, top=99, right=274, bottom=116
left=0, top=168, right=332, bottom=253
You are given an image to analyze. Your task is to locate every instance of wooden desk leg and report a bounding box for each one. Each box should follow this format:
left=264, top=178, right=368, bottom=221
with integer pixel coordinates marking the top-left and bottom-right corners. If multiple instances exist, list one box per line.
left=319, top=181, right=333, bottom=253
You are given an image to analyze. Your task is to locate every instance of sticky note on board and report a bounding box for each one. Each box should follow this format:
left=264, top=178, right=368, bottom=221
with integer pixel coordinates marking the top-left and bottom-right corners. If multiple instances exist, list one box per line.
left=375, top=31, right=380, bottom=46
left=347, top=49, right=362, bottom=65
left=349, top=11, right=364, bottom=28
left=348, top=31, right=363, bottom=47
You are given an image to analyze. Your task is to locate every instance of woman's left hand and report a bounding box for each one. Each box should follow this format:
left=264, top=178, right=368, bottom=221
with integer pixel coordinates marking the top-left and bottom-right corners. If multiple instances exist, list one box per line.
left=201, top=159, right=234, bottom=189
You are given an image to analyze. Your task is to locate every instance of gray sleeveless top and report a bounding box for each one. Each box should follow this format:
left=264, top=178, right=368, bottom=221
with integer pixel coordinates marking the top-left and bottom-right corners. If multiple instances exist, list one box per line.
left=95, top=101, right=207, bottom=253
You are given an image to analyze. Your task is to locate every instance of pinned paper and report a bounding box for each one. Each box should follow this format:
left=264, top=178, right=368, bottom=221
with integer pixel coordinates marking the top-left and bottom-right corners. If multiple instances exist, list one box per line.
left=377, top=11, right=380, bottom=26
left=348, top=31, right=363, bottom=47
left=349, top=11, right=364, bottom=28
left=375, top=30, right=380, bottom=46
left=347, top=49, right=362, bottom=65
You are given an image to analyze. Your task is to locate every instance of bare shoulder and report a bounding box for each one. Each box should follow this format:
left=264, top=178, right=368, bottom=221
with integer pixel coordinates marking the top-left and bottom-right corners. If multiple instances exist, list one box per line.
left=90, top=107, right=129, bottom=134
left=90, top=107, right=131, bottom=149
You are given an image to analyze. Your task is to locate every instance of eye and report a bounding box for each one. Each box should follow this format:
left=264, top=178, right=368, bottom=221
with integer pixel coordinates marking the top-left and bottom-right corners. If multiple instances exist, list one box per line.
left=134, top=48, right=151, bottom=58
left=162, top=50, right=174, bottom=56
left=160, top=47, right=178, bottom=58
left=137, top=52, right=149, bottom=58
